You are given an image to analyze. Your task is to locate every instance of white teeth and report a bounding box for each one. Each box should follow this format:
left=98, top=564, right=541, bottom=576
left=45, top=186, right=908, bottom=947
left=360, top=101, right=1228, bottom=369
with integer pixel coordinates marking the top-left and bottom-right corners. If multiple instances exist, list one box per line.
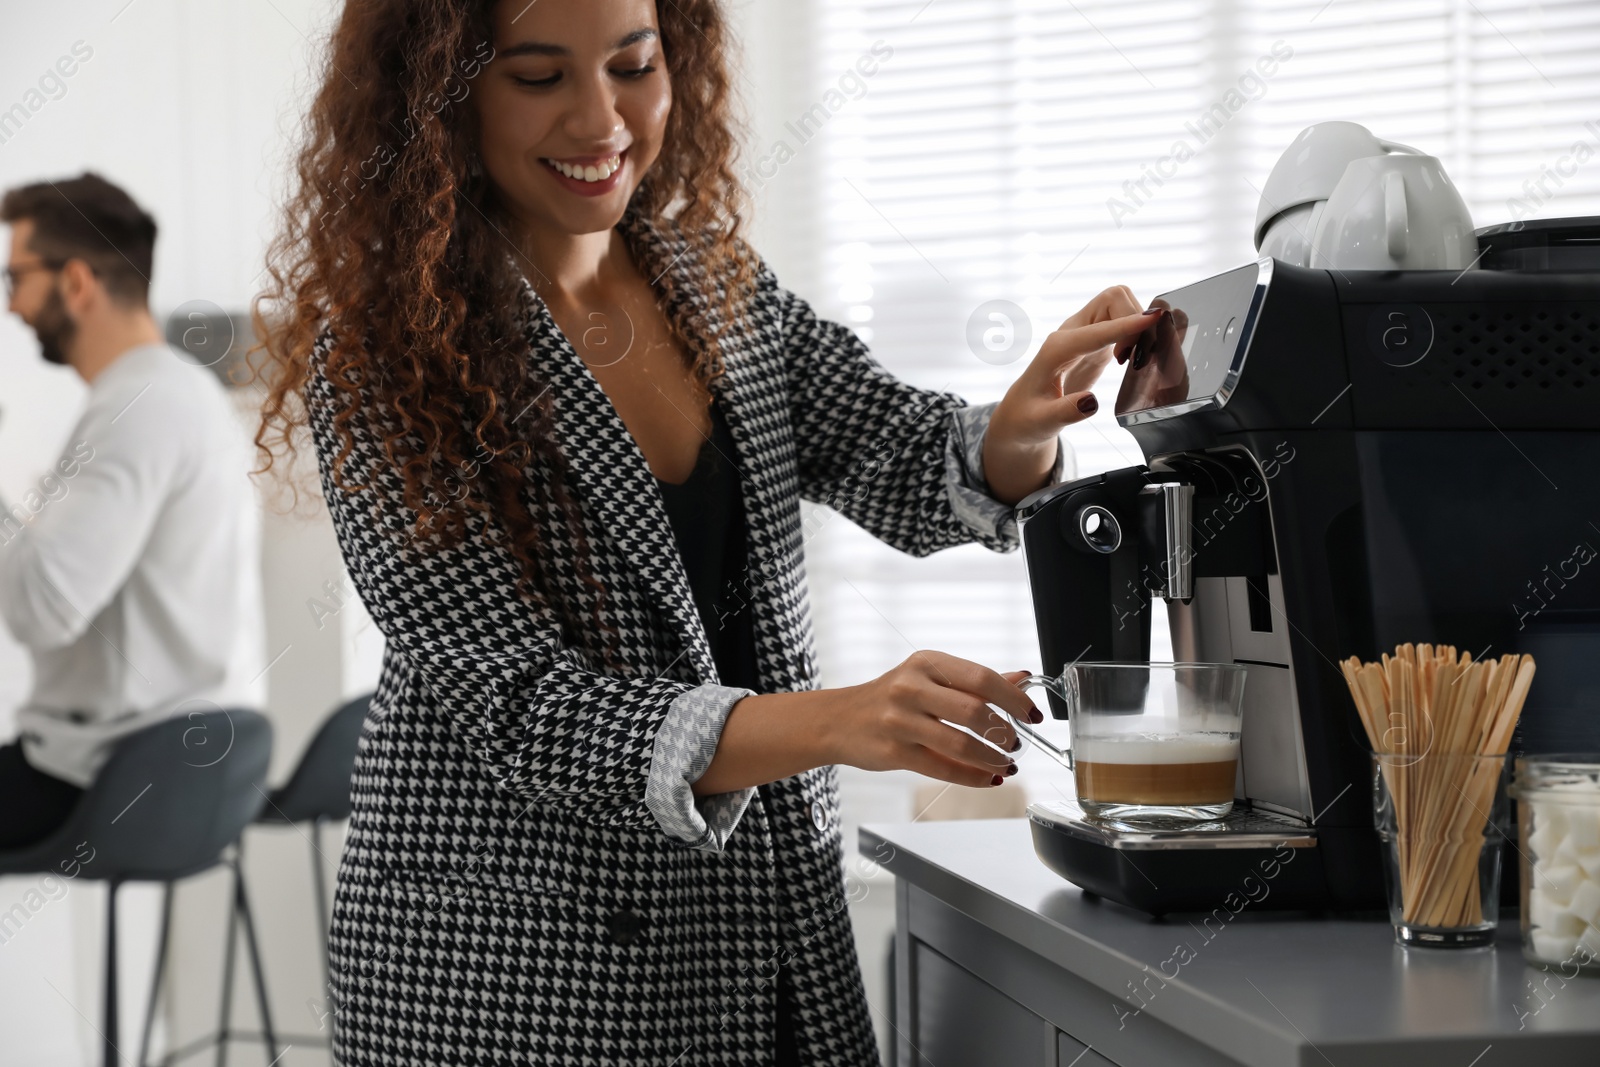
left=545, top=154, right=621, bottom=182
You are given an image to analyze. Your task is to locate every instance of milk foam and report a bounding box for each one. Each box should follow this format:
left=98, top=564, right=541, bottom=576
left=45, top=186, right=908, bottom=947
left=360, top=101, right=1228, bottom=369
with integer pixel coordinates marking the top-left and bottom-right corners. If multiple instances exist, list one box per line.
left=1074, top=733, right=1239, bottom=765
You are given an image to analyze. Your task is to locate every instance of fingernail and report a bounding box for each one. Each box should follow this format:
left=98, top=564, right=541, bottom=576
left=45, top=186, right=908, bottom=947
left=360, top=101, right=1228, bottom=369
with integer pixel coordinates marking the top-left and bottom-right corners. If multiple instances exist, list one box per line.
left=1132, top=347, right=1149, bottom=370
left=1113, top=345, right=1129, bottom=364
left=1076, top=394, right=1098, bottom=416
left=1005, top=762, right=1019, bottom=777
left=991, top=774, right=1004, bottom=786
left=1141, top=307, right=1163, bottom=316
left=1029, top=709, right=1043, bottom=724
left=1010, top=735, right=1024, bottom=752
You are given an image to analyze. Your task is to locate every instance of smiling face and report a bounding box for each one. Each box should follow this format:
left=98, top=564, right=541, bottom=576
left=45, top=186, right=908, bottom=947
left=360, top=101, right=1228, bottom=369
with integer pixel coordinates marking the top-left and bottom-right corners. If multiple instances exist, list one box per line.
left=475, top=0, right=671, bottom=240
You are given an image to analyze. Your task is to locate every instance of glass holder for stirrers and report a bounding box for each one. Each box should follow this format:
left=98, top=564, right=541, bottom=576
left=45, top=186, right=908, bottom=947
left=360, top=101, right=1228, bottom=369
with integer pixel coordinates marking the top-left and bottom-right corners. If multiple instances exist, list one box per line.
left=1373, top=752, right=1509, bottom=947
left=1342, top=644, right=1536, bottom=948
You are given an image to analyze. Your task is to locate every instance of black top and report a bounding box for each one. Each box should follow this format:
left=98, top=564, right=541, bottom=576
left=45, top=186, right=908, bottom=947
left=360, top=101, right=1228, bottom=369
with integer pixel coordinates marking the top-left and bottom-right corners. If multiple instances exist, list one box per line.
left=652, top=399, right=761, bottom=692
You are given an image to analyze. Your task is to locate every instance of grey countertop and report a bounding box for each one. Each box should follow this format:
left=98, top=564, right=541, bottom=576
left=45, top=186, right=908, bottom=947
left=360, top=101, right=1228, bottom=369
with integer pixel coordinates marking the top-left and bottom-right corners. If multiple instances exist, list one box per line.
left=862, top=818, right=1600, bottom=1066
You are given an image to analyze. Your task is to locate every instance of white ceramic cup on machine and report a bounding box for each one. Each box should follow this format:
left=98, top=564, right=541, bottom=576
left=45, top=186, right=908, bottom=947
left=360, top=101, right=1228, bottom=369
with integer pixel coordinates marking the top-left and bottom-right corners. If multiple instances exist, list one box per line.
left=1309, top=152, right=1478, bottom=270
left=1254, top=120, right=1424, bottom=267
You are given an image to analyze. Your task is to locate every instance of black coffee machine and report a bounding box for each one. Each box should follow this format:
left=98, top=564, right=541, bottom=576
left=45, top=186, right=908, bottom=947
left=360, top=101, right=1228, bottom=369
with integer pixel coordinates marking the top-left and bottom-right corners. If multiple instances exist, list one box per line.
left=1020, top=217, right=1600, bottom=914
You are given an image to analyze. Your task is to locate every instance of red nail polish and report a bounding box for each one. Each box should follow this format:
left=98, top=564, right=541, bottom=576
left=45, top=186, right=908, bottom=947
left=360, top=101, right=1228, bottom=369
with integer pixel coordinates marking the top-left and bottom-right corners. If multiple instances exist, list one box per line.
left=1030, top=710, right=1043, bottom=724
left=1141, top=307, right=1163, bottom=316
left=1076, top=394, right=1098, bottom=416
left=1005, top=762, right=1018, bottom=777
left=991, top=774, right=1004, bottom=786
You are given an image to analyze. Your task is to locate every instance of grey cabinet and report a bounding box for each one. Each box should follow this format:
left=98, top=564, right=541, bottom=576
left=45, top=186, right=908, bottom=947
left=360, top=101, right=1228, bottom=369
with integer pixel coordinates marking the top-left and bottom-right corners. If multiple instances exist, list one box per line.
left=913, top=942, right=1057, bottom=1065
left=905, top=936, right=1118, bottom=1066
left=892, top=879, right=1235, bottom=1067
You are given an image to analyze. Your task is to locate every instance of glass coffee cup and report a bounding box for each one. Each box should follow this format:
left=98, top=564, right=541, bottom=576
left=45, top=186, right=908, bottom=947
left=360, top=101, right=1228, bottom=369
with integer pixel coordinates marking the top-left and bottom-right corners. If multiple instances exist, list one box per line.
left=1011, top=662, right=1248, bottom=823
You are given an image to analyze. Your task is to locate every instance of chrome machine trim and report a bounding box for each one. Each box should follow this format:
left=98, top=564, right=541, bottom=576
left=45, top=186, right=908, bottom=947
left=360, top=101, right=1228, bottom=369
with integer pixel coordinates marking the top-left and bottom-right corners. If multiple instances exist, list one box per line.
left=1140, top=481, right=1193, bottom=601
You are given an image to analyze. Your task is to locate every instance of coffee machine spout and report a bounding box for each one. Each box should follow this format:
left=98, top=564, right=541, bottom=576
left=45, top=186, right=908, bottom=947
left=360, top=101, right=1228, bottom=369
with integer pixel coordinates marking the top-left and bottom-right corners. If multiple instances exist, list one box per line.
left=1140, top=482, right=1194, bottom=602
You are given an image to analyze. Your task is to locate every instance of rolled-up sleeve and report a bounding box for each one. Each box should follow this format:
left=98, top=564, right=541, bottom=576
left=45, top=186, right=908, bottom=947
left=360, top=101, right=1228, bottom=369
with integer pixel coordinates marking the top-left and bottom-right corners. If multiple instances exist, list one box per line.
left=945, top=401, right=1071, bottom=548
left=646, top=682, right=758, bottom=850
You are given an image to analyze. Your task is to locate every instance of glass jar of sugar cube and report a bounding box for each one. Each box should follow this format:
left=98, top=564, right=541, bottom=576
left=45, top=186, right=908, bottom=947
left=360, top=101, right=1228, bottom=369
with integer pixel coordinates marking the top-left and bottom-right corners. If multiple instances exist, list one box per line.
left=1512, top=757, right=1600, bottom=973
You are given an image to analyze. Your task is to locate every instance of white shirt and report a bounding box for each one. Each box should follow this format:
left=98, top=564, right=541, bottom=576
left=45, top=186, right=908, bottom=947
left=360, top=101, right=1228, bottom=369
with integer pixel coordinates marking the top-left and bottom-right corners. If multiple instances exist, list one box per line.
left=0, top=342, right=264, bottom=787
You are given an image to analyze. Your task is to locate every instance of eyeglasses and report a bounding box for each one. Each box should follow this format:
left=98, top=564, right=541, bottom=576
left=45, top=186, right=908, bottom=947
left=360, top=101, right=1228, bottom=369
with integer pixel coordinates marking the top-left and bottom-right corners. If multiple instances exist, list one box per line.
left=3, top=260, right=64, bottom=298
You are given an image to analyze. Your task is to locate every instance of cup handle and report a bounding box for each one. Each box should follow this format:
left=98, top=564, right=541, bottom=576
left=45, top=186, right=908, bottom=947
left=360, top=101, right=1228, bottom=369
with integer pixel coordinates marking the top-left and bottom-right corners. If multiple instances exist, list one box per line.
left=1012, top=673, right=1074, bottom=772
left=1383, top=171, right=1409, bottom=260
left=1376, top=136, right=1423, bottom=155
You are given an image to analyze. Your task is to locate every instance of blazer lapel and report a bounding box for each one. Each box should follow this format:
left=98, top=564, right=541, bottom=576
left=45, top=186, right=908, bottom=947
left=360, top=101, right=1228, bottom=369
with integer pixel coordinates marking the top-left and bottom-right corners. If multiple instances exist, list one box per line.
left=514, top=263, right=720, bottom=687
left=611, top=211, right=806, bottom=692
left=701, top=304, right=805, bottom=688
left=617, top=216, right=810, bottom=692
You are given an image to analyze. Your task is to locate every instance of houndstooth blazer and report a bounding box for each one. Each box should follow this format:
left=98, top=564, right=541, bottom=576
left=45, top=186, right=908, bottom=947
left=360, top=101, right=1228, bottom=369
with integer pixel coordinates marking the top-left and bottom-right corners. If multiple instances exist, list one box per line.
left=311, top=206, right=1063, bottom=1066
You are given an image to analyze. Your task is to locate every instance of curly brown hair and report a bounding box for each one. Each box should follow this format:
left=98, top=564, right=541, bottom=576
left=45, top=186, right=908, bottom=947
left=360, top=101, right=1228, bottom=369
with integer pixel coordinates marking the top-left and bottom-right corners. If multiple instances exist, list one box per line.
left=252, top=0, right=760, bottom=659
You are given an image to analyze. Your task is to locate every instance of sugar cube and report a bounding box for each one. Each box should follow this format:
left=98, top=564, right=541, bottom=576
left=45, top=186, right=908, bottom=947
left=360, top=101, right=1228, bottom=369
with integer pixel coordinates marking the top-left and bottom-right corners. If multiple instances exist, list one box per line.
left=1528, top=804, right=1565, bottom=859
left=1555, top=834, right=1583, bottom=866
left=1566, top=809, right=1600, bottom=853
left=1570, top=880, right=1600, bottom=928
left=1580, top=851, right=1600, bottom=881
left=1537, top=863, right=1582, bottom=905
left=1531, top=928, right=1580, bottom=965
left=1530, top=888, right=1587, bottom=937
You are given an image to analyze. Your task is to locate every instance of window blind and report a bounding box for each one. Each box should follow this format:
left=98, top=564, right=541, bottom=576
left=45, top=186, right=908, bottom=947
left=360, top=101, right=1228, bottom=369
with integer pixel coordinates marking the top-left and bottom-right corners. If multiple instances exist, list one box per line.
left=796, top=0, right=1600, bottom=691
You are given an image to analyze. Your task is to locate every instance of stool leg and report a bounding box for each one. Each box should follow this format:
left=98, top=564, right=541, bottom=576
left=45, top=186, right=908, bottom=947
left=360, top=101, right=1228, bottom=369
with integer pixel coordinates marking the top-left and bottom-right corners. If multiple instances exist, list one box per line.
left=214, top=857, right=241, bottom=1067
left=104, top=881, right=119, bottom=1067
left=311, top=817, right=331, bottom=986
left=137, top=883, right=173, bottom=1067
left=233, top=854, right=280, bottom=1062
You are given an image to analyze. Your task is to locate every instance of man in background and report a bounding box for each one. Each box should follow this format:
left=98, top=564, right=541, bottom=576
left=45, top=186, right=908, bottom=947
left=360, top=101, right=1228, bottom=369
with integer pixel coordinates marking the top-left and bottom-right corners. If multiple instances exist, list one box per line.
left=0, top=173, right=262, bottom=847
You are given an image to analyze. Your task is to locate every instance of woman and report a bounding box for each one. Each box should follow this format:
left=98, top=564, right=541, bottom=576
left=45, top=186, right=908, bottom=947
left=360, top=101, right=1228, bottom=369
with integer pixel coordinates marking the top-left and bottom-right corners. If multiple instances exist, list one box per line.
left=255, top=0, right=1161, bottom=1062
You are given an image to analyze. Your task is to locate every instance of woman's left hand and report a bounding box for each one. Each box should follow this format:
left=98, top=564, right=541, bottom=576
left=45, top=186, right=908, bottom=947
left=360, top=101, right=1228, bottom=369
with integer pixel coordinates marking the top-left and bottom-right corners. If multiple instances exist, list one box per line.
left=981, top=285, right=1163, bottom=505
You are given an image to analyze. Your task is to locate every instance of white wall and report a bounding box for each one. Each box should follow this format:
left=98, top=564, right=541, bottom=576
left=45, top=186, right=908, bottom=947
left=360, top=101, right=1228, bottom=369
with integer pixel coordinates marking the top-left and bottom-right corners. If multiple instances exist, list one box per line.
left=0, top=2, right=352, bottom=1064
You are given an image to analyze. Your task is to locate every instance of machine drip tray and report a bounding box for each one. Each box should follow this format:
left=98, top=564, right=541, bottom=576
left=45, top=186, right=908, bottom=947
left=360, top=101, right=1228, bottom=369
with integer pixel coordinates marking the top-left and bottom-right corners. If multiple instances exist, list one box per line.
left=1027, top=799, right=1330, bottom=914
left=1027, top=799, right=1317, bottom=849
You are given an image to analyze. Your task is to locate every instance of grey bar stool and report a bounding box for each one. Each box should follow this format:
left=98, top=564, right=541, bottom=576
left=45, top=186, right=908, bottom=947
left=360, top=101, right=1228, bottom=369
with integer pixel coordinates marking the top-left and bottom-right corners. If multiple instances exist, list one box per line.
left=0, top=708, right=275, bottom=1067
left=235, top=693, right=369, bottom=1049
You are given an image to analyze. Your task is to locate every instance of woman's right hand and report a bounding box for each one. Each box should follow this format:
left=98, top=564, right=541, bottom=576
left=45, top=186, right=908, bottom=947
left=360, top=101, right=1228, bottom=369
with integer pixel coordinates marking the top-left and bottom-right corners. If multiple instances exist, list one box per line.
left=828, top=651, right=1044, bottom=788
